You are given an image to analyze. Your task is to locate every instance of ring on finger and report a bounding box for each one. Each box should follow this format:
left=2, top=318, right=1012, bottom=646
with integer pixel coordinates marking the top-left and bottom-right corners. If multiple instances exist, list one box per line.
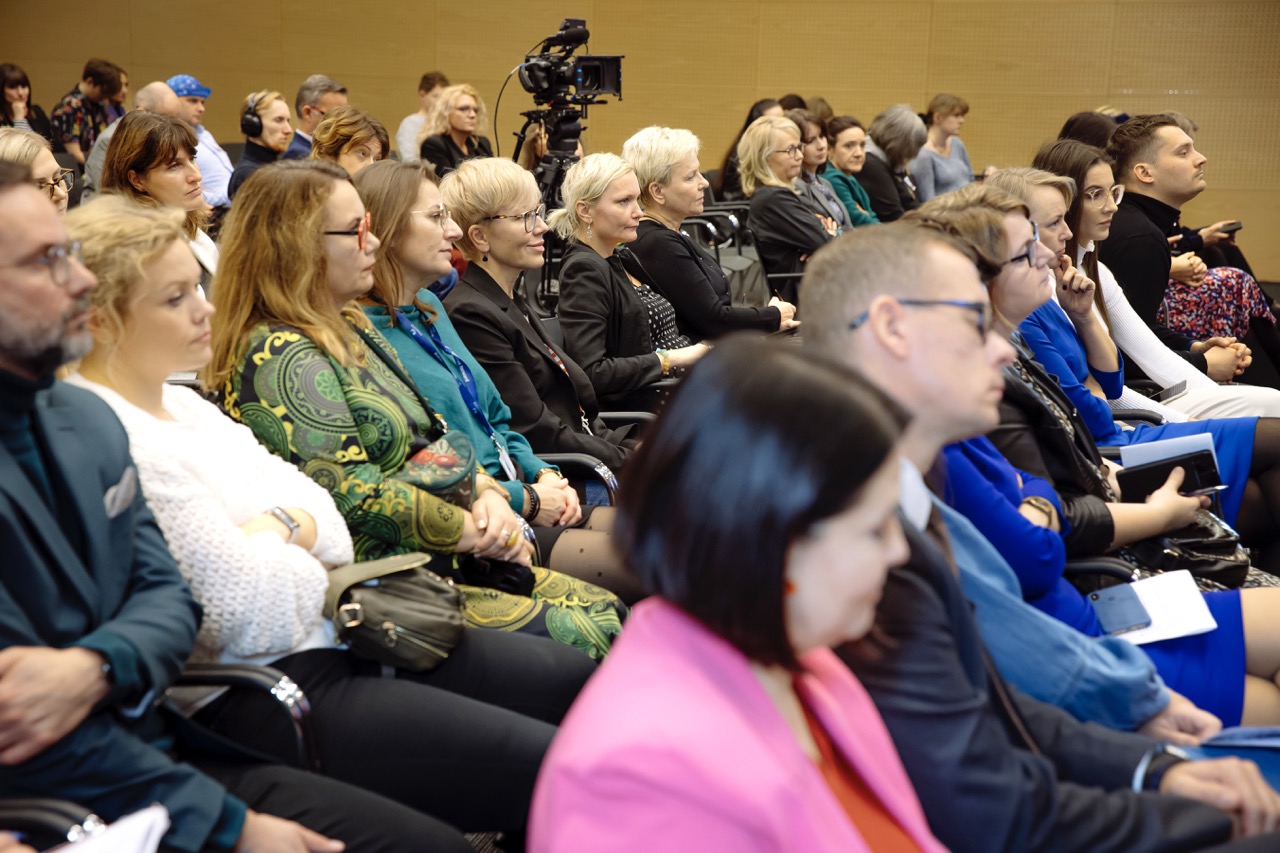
left=504, top=528, right=521, bottom=548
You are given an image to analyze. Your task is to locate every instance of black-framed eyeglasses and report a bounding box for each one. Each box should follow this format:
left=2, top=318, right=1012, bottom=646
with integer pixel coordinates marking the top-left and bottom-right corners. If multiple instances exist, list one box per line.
left=848, top=298, right=991, bottom=339
left=1005, top=221, right=1041, bottom=268
left=323, top=211, right=372, bottom=251
left=1082, top=184, right=1124, bottom=207
left=0, top=240, right=85, bottom=287
left=411, top=204, right=453, bottom=227
left=773, top=144, right=803, bottom=157
left=34, top=168, right=75, bottom=199
left=483, top=203, right=547, bottom=234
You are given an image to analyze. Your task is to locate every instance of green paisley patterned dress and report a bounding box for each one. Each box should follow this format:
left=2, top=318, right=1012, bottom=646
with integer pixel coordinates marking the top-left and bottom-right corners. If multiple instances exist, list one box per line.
left=224, top=321, right=623, bottom=660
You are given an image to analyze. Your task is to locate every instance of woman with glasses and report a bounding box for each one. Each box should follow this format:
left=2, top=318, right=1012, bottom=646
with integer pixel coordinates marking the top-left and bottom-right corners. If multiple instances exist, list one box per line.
left=548, top=153, right=709, bottom=410
left=439, top=157, right=640, bottom=476
left=310, top=105, right=388, bottom=178
left=0, top=127, right=72, bottom=215
left=859, top=105, right=927, bottom=223
left=737, top=115, right=834, bottom=305
left=622, top=125, right=797, bottom=341
left=207, top=160, right=624, bottom=660
left=0, top=63, right=54, bottom=145
left=354, top=159, right=644, bottom=602
left=100, top=111, right=218, bottom=284
left=419, top=84, right=492, bottom=178
left=786, top=109, right=851, bottom=234
left=823, top=116, right=880, bottom=229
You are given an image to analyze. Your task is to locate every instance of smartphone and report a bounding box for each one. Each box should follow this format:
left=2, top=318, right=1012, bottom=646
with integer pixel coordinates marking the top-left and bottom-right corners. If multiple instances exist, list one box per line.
left=1219, top=221, right=1244, bottom=234
left=1090, top=585, right=1152, bottom=635
left=1155, top=380, right=1188, bottom=404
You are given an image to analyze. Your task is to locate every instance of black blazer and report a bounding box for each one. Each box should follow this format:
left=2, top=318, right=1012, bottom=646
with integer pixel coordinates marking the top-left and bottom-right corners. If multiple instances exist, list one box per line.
left=842, top=519, right=1233, bottom=853
left=557, top=242, right=665, bottom=409
left=628, top=219, right=780, bottom=341
left=859, top=151, right=919, bottom=223
left=443, top=264, right=632, bottom=471
left=419, top=133, right=493, bottom=177
left=746, top=185, right=830, bottom=304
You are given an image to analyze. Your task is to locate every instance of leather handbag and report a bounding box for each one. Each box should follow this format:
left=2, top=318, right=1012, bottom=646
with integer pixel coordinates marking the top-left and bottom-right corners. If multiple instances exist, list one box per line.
left=324, top=553, right=466, bottom=672
left=1123, top=510, right=1250, bottom=590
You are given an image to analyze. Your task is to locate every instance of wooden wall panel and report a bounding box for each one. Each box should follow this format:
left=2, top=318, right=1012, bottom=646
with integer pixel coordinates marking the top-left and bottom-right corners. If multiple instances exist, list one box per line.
left=2, top=0, right=1276, bottom=278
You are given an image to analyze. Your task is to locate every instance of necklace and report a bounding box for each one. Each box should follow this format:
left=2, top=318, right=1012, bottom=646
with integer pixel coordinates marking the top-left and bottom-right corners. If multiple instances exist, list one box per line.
left=641, top=212, right=680, bottom=231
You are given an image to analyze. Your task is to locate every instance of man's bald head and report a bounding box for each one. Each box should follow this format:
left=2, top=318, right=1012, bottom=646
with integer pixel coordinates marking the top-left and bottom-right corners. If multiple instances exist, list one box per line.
left=135, top=82, right=181, bottom=118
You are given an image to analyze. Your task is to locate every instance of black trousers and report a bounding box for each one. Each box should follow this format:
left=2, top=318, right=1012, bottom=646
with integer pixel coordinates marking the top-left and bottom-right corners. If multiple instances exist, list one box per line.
left=195, top=627, right=596, bottom=836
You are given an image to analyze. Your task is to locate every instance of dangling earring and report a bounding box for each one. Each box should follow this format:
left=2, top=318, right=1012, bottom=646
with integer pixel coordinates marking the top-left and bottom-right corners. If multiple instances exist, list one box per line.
left=482, top=252, right=488, bottom=261
left=586, top=221, right=593, bottom=241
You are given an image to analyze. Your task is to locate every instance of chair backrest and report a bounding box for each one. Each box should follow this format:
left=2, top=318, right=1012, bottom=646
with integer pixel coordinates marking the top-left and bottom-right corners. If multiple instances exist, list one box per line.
left=222, top=141, right=246, bottom=165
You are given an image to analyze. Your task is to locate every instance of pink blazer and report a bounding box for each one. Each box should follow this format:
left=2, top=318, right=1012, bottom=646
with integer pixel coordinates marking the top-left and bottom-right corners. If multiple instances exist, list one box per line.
left=530, top=599, right=947, bottom=852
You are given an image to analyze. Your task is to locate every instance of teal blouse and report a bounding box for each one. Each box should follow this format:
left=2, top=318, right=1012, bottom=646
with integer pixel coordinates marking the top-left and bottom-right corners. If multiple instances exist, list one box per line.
left=822, top=168, right=881, bottom=228
left=364, top=290, right=551, bottom=515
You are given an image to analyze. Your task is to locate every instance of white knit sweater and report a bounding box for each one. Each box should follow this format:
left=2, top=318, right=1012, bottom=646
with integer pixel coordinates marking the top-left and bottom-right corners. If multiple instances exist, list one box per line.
left=68, top=377, right=353, bottom=665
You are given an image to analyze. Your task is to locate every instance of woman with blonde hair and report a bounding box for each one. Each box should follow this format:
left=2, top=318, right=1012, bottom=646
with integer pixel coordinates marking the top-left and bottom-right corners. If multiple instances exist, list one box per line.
left=207, top=159, right=624, bottom=659
left=860, top=104, right=926, bottom=222
left=419, top=84, right=493, bottom=177
left=440, top=156, right=639, bottom=475
left=100, top=110, right=217, bottom=282
left=227, top=89, right=292, bottom=199
left=547, top=152, right=707, bottom=409
left=64, top=192, right=596, bottom=848
left=355, top=159, right=644, bottom=601
left=0, top=126, right=72, bottom=214
left=623, top=124, right=797, bottom=339
left=310, top=104, right=388, bottom=177
left=737, top=114, right=834, bottom=304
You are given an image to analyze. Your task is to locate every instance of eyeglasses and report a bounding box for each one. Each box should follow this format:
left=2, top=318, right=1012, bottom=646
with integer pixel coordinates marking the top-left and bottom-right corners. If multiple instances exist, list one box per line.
left=411, top=204, right=454, bottom=227
left=849, top=298, right=991, bottom=339
left=0, top=241, right=85, bottom=287
left=323, top=211, right=372, bottom=251
left=34, top=168, right=75, bottom=199
left=1082, top=184, right=1124, bottom=207
left=1005, top=221, right=1041, bottom=268
left=773, top=145, right=803, bottom=157
left=483, top=203, right=547, bottom=233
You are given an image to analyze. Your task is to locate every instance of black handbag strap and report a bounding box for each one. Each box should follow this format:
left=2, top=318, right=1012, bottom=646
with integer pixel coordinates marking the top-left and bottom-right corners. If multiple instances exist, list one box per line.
left=353, top=323, right=447, bottom=440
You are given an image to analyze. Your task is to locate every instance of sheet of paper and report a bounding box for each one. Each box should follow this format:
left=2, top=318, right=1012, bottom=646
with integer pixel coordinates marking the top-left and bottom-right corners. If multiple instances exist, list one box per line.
left=1115, top=570, right=1217, bottom=646
left=1203, top=727, right=1280, bottom=749
left=50, top=804, right=169, bottom=852
left=1119, top=432, right=1217, bottom=471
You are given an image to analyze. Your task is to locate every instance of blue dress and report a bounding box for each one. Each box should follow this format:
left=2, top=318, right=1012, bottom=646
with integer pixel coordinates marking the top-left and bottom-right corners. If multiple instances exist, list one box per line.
left=944, top=436, right=1245, bottom=726
left=1019, top=301, right=1257, bottom=524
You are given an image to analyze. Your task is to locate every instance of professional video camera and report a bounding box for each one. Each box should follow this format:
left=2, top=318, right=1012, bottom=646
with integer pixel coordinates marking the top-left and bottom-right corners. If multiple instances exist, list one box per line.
left=513, top=18, right=622, bottom=208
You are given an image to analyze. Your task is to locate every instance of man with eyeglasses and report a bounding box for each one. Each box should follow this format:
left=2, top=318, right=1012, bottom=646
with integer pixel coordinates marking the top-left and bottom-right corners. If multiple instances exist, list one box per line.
left=804, top=222, right=1280, bottom=852
left=283, top=75, right=348, bottom=161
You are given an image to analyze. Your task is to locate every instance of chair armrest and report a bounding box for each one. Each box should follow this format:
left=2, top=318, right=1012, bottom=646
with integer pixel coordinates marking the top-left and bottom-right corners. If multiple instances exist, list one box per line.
left=598, top=410, right=656, bottom=426
left=171, top=663, right=320, bottom=772
left=1098, top=446, right=1123, bottom=460
left=1112, top=408, right=1165, bottom=426
left=0, top=799, right=106, bottom=847
left=538, top=453, right=619, bottom=505
left=1064, top=556, right=1138, bottom=594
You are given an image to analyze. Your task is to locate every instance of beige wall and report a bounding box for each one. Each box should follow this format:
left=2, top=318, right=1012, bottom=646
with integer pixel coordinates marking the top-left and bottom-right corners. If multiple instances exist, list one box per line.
left=5, top=0, right=1278, bottom=278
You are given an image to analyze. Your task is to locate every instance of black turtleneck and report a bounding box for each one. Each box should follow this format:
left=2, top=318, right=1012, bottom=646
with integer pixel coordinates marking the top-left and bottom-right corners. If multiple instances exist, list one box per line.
left=0, top=367, right=56, bottom=506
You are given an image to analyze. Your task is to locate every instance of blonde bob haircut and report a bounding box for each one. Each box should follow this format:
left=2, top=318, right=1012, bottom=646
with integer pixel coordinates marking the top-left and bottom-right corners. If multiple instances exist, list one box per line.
left=0, top=126, right=50, bottom=168
left=426, top=84, right=488, bottom=137
left=736, top=115, right=800, bottom=197
left=984, top=167, right=1076, bottom=209
left=205, top=160, right=371, bottom=392
left=241, top=89, right=287, bottom=133
left=65, top=195, right=187, bottom=351
left=310, top=105, right=390, bottom=165
left=439, top=155, right=540, bottom=260
left=622, top=126, right=701, bottom=208
left=546, top=152, right=634, bottom=242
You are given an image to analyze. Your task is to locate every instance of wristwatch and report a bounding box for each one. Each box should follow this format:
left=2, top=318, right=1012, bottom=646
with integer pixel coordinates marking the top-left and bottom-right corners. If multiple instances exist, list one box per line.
left=267, top=506, right=301, bottom=544
left=1133, top=743, right=1190, bottom=791
left=1021, top=496, right=1057, bottom=525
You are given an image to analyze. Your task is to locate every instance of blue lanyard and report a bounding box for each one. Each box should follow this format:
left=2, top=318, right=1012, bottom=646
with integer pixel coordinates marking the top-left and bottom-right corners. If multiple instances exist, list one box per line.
left=395, top=311, right=518, bottom=479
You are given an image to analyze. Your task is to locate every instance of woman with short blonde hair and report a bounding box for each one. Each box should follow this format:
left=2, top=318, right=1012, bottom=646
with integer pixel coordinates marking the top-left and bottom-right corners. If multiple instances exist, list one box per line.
left=309, top=105, right=387, bottom=177
left=420, top=83, right=493, bottom=177
left=0, top=126, right=70, bottom=214
left=624, top=125, right=796, bottom=339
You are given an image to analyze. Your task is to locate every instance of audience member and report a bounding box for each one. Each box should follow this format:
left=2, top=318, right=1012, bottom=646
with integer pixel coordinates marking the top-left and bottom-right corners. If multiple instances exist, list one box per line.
left=737, top=114, right=834, bottom=303
left=549, top=153, right=708, bottom=409
left=309, top=105, right=388, bottom=177
left=777, top=92, right=807, bottom=110
left=354, top=159, right=644, bottom=602
left=166, top=73, right=233, bottom=212
left=101, top=112, right=218, bottom=285
left=0, top=128, right=70, bottom=215
left=823, top=116, right=880, bottom=227
left=397, top=70, right=449, bottom=163
left=516, top=121, right=584, bottom=173
left=803, top=221, right=1280, bottom=853
left=440, top=156, right=639, bottom=473
left=65, top=193, right=596, bottom=846
left=807, top=94, right=834, bottom=123
left=622, top=125, right=797, bottom=339
left=50, top=58, right=122, bottom=164
left=105, top=66, right=128, bottom=123
left=420, top=84, right=493, bottom=177
left=860, top=104, right=926, bottom=221
left=206, top=160, right=624, bottom=659
left=227, top=89, right=292, bottom=200
left=909, top=93, right=990, bottom=200
left=284, top=74, right=348, bottom=161
left=1058, top=109, right=1118, bottom=149
left=713, top=97, right=781, bottom=201
left=0, top=63, right=53, bottom=143
left=531, top=337, right=948, bottom=853
left=0, top=157, right=464, bottom=853
left=786, top=108, right=852, bottom=232
left=82, top=80, right=181, bottom=202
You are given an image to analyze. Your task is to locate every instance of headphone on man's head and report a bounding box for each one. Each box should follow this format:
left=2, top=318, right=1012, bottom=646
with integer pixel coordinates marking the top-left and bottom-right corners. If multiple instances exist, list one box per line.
left=240, top=92, right=264, bottom=138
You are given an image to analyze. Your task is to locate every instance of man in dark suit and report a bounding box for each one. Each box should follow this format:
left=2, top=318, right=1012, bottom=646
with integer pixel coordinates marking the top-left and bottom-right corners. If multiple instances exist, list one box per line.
left=803, top=222, right=1280, bottom=852
left=282, top=74, right=347, bottom=160
left=0, top=165, right=459, bottom=851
